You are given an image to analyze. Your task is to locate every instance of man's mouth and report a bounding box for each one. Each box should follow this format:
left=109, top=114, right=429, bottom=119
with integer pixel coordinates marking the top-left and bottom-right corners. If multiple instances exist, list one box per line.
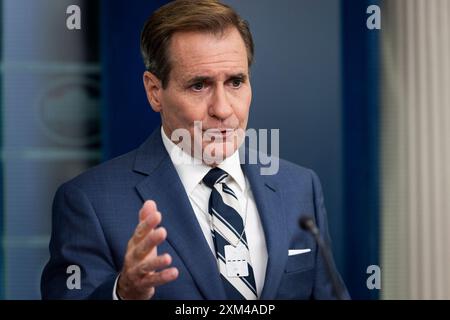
left=202, top=128, right=235, bottom=140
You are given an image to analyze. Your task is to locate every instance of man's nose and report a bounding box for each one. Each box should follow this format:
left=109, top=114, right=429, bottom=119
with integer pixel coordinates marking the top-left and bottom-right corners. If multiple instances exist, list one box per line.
left=208, top=85, right=233, bottom=120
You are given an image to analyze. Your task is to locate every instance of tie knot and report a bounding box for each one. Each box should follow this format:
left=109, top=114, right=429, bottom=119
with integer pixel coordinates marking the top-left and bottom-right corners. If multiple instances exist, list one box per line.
left=202, top=168, right=228, bottom=188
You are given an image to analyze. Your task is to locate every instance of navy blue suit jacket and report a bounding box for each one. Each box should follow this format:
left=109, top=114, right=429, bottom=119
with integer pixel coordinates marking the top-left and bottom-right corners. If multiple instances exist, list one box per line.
left=41, top=128, right=349, bottom=299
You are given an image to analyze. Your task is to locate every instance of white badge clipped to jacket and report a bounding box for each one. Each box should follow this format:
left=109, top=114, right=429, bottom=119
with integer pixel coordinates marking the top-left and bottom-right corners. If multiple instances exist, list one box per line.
left=224, top=243, right=249, bottom=278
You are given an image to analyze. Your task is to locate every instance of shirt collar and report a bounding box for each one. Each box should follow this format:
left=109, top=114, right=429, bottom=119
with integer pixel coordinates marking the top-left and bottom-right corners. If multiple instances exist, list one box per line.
left=160, top=126, right=246, bottom=194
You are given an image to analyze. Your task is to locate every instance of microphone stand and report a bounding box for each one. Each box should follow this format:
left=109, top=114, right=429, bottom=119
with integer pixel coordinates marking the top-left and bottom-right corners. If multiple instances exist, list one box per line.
left=299, top=216, right=346, bottom=300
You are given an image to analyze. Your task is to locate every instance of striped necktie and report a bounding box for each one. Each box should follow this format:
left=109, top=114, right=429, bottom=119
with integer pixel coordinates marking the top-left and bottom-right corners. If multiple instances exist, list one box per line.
left=203, top=167, right=258, bottom=300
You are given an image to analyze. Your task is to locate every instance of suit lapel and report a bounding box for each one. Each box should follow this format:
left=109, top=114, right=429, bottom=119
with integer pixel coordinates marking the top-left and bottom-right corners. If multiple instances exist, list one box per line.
left=133, top=130, right=226, bottom=299
left=242, top=162, right=289, bottom=300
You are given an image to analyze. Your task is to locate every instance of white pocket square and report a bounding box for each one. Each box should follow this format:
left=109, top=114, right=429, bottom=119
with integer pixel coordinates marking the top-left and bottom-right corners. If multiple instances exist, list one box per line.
left=288, top=249, right=311, bottom=256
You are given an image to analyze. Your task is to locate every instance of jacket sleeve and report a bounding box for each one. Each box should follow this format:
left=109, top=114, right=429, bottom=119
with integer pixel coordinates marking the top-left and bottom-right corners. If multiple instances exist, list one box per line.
left=309, top=170, right=351, bottom=300
left=41, top=182, right=118, bottom=299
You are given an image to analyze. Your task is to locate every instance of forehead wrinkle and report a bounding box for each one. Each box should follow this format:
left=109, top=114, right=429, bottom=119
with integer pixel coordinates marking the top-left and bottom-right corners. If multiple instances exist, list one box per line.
left=175, top=58, right=247, bottom=82
left=171, top=40, right=247, bottom=67
left=177, top=53, right=246, bottom=69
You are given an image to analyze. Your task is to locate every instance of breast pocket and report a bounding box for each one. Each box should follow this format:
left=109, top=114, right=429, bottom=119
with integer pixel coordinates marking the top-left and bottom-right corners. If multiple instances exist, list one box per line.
left=285, top=250, right=315, bottom=273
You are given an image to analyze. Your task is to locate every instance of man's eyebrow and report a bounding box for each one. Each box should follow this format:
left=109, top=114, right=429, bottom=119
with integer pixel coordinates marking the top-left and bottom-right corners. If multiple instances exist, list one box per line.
left=229, top=73, right=247, bottom=80
left=185, top=76, right=213, bottom=84
left=184, top=73, right=248, bottom=84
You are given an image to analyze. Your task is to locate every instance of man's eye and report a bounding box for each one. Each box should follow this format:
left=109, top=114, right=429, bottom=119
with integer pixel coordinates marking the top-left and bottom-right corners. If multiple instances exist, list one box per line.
left=231, top=79, right=243, bottom=88
left=191, top=82, right=205, bottom=91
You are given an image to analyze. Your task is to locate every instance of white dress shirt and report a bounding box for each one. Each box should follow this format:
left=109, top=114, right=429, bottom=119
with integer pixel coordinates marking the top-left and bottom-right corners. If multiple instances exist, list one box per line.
left=113, top=127, right=268, bottom=299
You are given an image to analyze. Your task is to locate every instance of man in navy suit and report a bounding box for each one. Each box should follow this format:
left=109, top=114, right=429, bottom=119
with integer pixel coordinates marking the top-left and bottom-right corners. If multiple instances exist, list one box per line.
left=41, top=0, right=349, bottom=300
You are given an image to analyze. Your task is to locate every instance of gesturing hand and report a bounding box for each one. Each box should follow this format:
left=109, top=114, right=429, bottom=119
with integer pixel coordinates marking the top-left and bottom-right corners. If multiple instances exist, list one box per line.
left=117, top=200, right=178, bottom=299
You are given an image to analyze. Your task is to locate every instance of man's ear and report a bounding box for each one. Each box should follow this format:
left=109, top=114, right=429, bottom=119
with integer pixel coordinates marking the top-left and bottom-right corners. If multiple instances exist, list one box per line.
left=143, top=71, right=163, bottom=112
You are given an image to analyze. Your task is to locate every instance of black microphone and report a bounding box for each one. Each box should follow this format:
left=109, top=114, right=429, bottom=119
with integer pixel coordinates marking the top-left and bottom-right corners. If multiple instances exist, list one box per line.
left=299, top=216, right=346, bottom=300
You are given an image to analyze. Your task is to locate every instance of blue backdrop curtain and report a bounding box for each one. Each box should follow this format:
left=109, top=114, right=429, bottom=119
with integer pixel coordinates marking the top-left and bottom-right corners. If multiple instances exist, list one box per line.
left=341, top=0, right=380, bottom=300
left=100, top=0, right=169, bottom=160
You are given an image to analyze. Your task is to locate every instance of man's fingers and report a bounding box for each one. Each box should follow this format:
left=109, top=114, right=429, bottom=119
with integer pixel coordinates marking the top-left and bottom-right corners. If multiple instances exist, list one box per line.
left=132, top=209, right=162, bottom=244
left=133, top=227, right=167, bottom=260
left=141, top=267, right=179, bottom=288
left=139, top=200, right=157, bottom=222
left=137, top=253, right=172, bottom=276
